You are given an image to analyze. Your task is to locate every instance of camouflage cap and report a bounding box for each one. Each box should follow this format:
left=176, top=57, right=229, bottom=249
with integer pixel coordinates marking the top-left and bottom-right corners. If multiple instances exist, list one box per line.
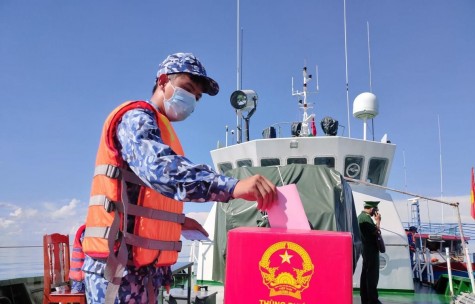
left=156, top=52, right=219, bottom=96
left=364, top=201, right=380, bottom=208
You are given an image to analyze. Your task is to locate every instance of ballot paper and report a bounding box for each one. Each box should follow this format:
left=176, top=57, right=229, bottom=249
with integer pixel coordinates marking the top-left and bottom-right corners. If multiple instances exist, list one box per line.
left=181, top=229, right=211, bottom=241
left=266, top=184, right=311, bottom=230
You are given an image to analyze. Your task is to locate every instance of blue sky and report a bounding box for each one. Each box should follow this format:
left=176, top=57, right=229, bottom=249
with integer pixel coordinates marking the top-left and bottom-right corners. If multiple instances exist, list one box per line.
left=0, top=1, right=474, bottom=246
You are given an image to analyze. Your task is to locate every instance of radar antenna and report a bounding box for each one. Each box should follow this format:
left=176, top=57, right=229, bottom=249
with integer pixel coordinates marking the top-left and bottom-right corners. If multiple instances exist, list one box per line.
left=291, top=65, right=318, bottom=137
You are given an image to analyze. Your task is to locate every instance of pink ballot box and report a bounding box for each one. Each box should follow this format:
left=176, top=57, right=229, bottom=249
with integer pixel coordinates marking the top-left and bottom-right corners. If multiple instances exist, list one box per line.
left=225, top=227, right=353, bottom=304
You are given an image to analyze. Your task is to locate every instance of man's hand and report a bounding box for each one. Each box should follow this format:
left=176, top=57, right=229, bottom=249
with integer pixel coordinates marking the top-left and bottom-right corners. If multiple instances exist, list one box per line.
left=231, top=174, right=277, bottom=211
left=374, top=211, right=381, bottom=222
left=182, top=216, right=209, bottom=237
left=374, top=211, right=381, bottom=229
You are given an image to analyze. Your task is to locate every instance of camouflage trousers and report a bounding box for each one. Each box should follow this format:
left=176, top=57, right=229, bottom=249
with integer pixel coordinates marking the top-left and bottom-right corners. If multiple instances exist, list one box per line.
left=83, top=264, right=170, bottom=304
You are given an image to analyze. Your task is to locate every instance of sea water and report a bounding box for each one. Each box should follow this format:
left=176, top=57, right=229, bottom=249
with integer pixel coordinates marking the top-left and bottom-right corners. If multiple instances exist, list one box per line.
left=0, top=241, right=196, bottom=281
left=0, top=247, right=44, bottom=280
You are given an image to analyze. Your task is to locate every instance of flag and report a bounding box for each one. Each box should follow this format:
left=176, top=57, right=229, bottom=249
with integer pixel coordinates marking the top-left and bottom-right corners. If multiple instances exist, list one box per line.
left=471, top=167, right=475, bottom=220
left=310, top=117, right=317, bottom=136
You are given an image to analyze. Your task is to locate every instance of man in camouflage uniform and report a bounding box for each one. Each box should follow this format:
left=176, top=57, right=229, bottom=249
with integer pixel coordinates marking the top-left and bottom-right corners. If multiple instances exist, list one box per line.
left=358, top=201, right=382, bottom=304
left=82, top=52, right=276, bottom=303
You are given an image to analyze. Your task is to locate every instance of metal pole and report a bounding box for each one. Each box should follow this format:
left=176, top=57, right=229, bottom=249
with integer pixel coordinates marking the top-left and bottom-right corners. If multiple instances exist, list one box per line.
left=425, top=248, right=433, bottom=284
left=413, top=248, right=419, bottom=280
left=235, top=0, right=242, bottom=144
left=455, top=205, right=475, bottom=293
left=343, top=0, right=351, bottom=138
left=344, top=177, right=457, bottom=207
left=236, top=0, right=240, bottom=91
left=416, top=248, right=422, bottom=281
left=438, top=115, right=444, bottom=224
left=201, top=244, right=205, bottom=285
left=225, top=125, right=228, bottom=147
left=446, top=247, right=454, bottom=297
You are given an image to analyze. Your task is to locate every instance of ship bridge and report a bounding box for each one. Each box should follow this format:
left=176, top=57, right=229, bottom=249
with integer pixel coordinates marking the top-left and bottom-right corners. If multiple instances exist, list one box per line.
left=210, top=135, right=396, bottom=187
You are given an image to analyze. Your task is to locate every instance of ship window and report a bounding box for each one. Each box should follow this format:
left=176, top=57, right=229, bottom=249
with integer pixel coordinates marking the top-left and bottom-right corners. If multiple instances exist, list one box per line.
left=344, top=156, right=363, bottom=179
left=367, top=158, right=388, bottom=185
left=314, top=157, right=335, bottom=168
left=261, top=158, right=280, bottom=167
left=237, top=159, right=253, bottom=168
left=218, top=162, right=233, bottom=174
left=287, top=157, right=307, bottom=165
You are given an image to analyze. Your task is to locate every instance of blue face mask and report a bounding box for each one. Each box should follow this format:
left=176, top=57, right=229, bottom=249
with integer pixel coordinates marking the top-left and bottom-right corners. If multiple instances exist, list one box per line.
left=164, top=83, right=196, bottom=121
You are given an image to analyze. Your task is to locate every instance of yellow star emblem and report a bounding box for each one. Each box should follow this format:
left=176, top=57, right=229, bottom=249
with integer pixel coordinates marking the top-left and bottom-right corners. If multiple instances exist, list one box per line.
left=280, top=250, right=293, bottom=264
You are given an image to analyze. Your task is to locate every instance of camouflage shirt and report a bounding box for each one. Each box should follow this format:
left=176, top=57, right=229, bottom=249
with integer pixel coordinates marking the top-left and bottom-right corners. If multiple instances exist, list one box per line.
left=115, top=101, right=238, bottom=202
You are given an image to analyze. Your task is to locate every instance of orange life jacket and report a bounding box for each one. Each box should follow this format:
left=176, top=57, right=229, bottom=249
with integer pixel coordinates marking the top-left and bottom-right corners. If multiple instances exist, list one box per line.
left=82, top=101, right=185, bottom=275
left=69, top=224, right=86, bottom=281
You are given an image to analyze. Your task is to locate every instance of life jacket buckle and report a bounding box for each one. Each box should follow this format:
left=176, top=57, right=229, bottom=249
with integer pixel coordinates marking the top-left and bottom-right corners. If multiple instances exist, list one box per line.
left=101, top=226, right=110, bottom=238
left=105, top=165, right=121, bottom=179
left=103, top=198, right=116, bottom=213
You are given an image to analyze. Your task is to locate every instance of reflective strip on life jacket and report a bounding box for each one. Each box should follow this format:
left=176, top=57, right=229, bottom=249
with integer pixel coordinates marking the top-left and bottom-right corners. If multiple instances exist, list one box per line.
left=88, top=194, right=186, bottom=224
left=94, top=164, right=147, bottom=187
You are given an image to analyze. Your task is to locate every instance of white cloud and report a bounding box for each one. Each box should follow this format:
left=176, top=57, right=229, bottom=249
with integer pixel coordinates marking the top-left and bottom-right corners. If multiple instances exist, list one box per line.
left=6, top=227, right=22, bottom=236
left=0, top=218, right=15, bottom=229
left=9, top=208, right=22, bottom=217
left=0, top=198, right=88, bottom=246
left=0, top=202, right=17, bottom=208
left=0, top=202, right=18, bottom=216
left=23, top=208, right=38, bottom=218
left=7, top=206, right=38, bottom=219
left=50, top=199, right=80, bottom=219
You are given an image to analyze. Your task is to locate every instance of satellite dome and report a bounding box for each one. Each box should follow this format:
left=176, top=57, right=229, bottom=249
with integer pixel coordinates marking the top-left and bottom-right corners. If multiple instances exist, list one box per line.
left=353, top=92, right=378, bottom=119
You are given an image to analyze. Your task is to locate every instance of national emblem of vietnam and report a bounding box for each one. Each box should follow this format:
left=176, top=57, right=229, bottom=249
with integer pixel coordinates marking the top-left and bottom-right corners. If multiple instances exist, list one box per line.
left=258, top=241, right=314, bottom=299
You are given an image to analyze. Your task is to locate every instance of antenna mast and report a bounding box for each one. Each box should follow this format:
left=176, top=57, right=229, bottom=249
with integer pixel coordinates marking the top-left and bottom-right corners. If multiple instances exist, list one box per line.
left=438, top=114, right=444, bottom=223
left=343, top=0, right=351, bottom=138
left=291, top=65, right=318, bottom=136
left=366, top=21, right=376, bottom=140
left=367, top=21, right=373, bottom=93
left=235, top=0, right=243, bottom=143
left=236, top=0, right=241, bottom=91
left=403, top=150, right=408, bottom=192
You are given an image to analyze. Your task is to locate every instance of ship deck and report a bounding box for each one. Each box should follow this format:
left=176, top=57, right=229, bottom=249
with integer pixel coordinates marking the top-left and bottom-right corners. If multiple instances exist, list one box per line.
left=164, top=280, right=452, bottom=304
left=0, top=276, right=459, bottom=304
left=354, top=281, right=450, bottom=304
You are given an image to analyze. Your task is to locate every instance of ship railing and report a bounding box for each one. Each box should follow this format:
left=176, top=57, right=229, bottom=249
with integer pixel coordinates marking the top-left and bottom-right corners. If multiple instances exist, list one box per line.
left=414, top=247, right=434, bottom=284
left=402, top=222, right=475, bottom=241
left=261, top=122, right=295, bottom=138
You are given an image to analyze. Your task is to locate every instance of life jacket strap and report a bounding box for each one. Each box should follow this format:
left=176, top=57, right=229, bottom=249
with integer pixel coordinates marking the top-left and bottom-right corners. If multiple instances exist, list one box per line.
left=94, top=164, right=147, bottom=187
left=84, top=226, right=182, bottom=252
left=104, top=179, right=129, bottom=303
left=126, top=203, right=185, bottom=224
left=146, top=272, right=155, bottom=304
left=124, top=232, right=183, bottom=252
left=89, top=195, right=186, bottom=224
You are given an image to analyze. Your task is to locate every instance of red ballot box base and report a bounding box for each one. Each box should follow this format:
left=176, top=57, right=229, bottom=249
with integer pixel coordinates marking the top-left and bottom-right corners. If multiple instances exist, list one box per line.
left=224, top=227, right=353, bottom=304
